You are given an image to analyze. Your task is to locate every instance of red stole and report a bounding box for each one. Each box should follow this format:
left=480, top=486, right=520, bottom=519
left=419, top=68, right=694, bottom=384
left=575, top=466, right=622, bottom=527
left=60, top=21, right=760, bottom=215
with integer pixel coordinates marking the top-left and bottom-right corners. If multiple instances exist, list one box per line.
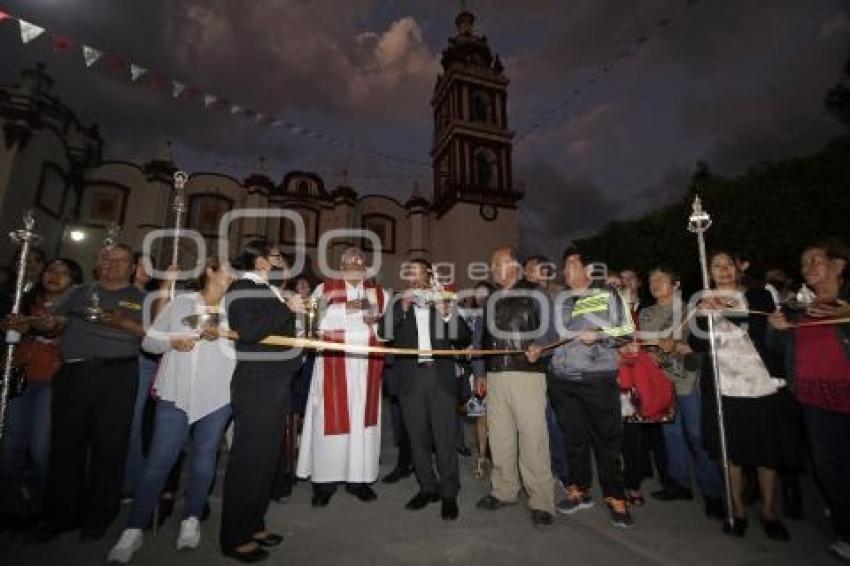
left=321, top=279, right=386, bottom=435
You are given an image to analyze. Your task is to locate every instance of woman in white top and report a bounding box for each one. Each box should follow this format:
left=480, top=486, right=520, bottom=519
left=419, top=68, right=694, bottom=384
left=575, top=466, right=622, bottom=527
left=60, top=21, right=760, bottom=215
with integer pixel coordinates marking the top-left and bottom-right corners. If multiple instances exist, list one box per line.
left=108, top=257, right=235, bottom=563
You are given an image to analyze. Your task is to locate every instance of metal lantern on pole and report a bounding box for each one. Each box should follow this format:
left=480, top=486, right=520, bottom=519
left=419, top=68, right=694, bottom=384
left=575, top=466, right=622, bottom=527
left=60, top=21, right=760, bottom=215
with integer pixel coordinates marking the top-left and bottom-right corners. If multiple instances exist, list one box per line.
left=0, top=210, right=41, bottom=439
left=687, top=195, right=734, bottom=530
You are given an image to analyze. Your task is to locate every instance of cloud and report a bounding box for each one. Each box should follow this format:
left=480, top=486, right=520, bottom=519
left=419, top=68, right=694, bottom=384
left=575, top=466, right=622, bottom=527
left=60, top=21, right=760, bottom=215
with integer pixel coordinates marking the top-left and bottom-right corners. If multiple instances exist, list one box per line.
left=821, top=11, right=850, bottom=39
left=170, top=1, right=438, bottom=122
left=518, top=161, right=626, bottom=256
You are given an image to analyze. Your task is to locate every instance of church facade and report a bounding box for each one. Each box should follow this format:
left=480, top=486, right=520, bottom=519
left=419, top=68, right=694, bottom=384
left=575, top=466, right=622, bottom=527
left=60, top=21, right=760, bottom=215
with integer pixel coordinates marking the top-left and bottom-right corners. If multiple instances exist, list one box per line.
left=0, top=10, right=521, bottom=290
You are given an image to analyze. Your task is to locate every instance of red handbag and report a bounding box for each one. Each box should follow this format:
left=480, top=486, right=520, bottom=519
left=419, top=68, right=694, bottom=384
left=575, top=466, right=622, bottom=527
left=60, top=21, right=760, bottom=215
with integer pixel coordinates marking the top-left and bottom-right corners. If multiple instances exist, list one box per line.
left=618, top=349, right=676, bottom=422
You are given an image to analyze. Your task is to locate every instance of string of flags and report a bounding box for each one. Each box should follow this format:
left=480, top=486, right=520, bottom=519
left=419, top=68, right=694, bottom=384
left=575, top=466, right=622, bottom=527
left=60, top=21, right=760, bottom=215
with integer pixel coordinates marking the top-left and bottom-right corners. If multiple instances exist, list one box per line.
left=0, top=8, right=430, bottom=168
left=514, top=0, right=702, bottom=148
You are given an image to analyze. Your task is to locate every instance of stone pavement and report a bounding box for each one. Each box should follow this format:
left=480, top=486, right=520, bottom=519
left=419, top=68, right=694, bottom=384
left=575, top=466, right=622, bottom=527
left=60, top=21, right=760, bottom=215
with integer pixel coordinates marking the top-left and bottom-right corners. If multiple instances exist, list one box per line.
left=0, top=414, right=842, bottom=566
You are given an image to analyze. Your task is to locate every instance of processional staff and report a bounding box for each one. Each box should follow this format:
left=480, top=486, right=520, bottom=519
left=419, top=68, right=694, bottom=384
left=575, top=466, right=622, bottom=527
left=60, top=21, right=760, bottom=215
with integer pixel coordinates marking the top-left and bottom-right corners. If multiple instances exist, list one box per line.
left=170, top=171, right=188, bottom=299
left=687, top=196, right=734, bottom=531
left=0, top=210, right=41, bottom=440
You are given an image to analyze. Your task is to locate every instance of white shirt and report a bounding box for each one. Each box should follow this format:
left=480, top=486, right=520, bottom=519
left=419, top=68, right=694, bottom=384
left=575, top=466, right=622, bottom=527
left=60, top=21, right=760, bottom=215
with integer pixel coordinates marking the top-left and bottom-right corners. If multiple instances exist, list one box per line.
left=414, top=305, right=433, bottom=362
left=142, top=292, right=235, bottom=423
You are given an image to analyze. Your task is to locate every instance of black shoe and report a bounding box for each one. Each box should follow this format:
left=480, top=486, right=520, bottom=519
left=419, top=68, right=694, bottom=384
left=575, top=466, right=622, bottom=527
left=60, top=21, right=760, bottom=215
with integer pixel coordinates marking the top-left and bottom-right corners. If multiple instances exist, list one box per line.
left=79, top=525, right=108, bottom=543
left=27, top=521, right=76, bottom=544
left=222, top=544, right=269, bottom=563
left=531, top=510, right=553, bottom=527
left=723, top=517, right=748, bottom=537
left=458, top=446, right=472, bottom=457
left=704, top=497, right=725, bottom=519
left=651, top=484, right=694, bottom=501
left=345, top=484, right=378, bottom=502
left=382, top=466, right=414, bottom=484
left=405, top=492, right=439, bottom=511
left=761, top=518, right=790, bottom=541
left=311, top=492, right=333, bottom=508
left=475, top=494, right=516, bottom=511
left=441, top=498, right=459, bottom=521
left=253, top=532, right=284, bottom=547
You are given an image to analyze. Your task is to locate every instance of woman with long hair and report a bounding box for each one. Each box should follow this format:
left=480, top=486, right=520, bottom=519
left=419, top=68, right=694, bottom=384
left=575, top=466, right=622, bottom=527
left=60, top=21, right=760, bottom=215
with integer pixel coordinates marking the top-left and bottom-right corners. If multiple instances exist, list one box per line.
left=693, top=251, right=803, bottom=541
left=108, top=257, right=235, bottom=562
left=0, top=258, right=82, bottom=528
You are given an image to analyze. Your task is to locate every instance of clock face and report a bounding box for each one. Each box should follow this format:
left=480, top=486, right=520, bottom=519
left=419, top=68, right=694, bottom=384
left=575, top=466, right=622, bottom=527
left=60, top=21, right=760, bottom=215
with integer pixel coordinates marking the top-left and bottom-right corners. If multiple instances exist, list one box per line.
left=480, top=204, right=498, bottom=221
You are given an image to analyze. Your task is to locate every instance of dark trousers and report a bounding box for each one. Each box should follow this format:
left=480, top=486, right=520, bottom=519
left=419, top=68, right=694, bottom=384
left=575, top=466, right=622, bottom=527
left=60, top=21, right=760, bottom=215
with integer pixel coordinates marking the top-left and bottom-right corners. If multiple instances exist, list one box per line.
left=220, top=371, right=291, bottom=547
left=803, top=404, right=850, bottom=541
left=548, top=374, right=625, bottom=499
left=389, top=396, right=412, bottom=469
left=399, top=365, right=459, bottom=498
left=621, top=423, right=667, bottom=491
left=47, top=358, right=138, bottom=529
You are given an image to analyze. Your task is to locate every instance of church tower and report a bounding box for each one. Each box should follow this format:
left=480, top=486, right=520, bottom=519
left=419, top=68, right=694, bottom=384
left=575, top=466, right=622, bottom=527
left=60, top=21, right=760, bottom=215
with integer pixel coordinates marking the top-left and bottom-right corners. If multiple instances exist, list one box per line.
left=431, top=9, right=522, bottom=288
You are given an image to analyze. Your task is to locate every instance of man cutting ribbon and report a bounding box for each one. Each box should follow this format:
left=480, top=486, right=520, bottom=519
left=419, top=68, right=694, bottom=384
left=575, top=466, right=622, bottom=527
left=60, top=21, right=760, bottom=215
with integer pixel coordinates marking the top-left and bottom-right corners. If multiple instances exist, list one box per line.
left=296, top=246, right=387, bottom=507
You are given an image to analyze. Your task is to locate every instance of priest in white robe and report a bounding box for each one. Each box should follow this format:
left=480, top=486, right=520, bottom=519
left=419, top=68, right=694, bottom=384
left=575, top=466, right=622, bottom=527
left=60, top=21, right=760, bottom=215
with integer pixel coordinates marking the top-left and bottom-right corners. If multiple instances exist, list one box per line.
left=296, top=247, right=387, bottom=506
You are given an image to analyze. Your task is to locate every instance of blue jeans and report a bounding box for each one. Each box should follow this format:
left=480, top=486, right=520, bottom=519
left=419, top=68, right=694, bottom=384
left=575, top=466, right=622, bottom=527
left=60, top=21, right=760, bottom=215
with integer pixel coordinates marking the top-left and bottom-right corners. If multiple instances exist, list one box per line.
left=546, top=401, right=569, bottom=483
left=0, top=380, right=52, bottom=515
left=663, top=391, right=722, bottom=498
left=123, top=355, right=158, bottom=495
left=127, top=401, right=231, bottom=528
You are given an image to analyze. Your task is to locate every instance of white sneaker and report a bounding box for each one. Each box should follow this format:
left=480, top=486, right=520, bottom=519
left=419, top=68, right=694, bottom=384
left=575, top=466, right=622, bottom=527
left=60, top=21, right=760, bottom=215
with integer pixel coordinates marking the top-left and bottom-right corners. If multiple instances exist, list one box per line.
left=176, top=517, right=201, bottom=551
left=107, top=529, right=143, bottom=564
left=831, top=541, right=850, bottom=563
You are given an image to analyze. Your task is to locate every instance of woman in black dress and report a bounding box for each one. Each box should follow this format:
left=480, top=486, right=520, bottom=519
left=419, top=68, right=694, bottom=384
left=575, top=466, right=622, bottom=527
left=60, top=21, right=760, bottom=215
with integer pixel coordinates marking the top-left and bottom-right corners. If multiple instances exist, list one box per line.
left=691, top=251, right=802, bottom=541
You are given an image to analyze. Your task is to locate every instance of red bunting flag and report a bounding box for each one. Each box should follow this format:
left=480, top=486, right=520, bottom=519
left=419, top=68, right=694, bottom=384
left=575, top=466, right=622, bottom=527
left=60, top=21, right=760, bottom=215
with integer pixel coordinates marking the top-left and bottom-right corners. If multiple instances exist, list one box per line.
left=186, top=86, right=202, bottom=99
left=108, top=55, right=128, bottom=72
left=0, top=10, right=11, bottom=22
left=147, top=73, right=166, bottom=90
left=51, top=34, right=73, bottom=53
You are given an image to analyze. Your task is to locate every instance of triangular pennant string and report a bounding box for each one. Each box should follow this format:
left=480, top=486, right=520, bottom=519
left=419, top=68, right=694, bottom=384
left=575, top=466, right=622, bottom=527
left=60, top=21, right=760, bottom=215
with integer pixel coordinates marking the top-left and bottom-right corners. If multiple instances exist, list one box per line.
left=19, top=19, right=45, bottom=44
left=83, top=45, right=102, bottom=67
left=130, top=64, right=147, bottom=82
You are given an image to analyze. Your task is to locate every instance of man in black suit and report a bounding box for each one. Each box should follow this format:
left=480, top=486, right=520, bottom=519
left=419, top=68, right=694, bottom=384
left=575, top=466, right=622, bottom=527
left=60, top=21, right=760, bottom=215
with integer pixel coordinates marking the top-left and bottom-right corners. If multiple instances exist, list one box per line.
left=378, top=259, right=471, bottom=520
left=219, top=239, right=304, bottom=563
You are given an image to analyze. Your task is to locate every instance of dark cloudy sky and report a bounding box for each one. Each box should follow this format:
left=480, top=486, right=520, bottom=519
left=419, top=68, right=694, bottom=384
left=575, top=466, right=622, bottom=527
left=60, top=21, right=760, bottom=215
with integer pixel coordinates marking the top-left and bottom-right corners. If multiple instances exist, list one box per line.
left=2, top=0, right=848, bottom=257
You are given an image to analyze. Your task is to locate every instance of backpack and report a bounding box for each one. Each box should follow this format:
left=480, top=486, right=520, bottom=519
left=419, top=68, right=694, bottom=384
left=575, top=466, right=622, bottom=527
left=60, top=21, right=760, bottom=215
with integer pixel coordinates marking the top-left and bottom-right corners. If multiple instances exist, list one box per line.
left=618, top=349, right=676, bottom=422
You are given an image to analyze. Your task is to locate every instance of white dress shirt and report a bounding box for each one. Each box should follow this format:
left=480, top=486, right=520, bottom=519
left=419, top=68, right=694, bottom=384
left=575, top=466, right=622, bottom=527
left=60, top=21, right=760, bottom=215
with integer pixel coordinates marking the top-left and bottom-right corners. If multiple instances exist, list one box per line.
left=142, top=292, right=235, bottom=423
left=413, top=304, right=433, bottom=362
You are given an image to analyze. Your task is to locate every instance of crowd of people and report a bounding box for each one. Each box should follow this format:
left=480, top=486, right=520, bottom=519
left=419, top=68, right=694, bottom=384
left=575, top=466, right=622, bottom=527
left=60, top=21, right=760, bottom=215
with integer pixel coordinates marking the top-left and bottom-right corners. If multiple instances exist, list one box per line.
left=0, top=235, right=848, bottom=563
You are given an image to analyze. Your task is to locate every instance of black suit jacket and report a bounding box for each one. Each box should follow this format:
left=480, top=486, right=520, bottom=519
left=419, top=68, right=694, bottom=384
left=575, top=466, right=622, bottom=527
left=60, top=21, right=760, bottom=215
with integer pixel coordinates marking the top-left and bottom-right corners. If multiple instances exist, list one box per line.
left=225, top=277, right=300, bottom=378
left=377, top=300, right=471, bottom=396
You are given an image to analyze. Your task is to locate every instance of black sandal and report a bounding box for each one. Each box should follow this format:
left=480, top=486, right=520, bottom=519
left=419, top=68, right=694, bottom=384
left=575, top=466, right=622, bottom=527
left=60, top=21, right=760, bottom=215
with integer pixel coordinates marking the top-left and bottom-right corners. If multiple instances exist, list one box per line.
left=253, top=532, right=284, bottom=547
left=222, top=544, right=269, bottom=563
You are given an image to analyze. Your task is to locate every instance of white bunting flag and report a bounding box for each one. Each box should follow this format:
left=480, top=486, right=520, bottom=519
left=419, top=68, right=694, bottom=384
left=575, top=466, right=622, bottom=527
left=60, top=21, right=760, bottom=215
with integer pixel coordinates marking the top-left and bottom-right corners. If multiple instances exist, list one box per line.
left=19, top=20, right=45, bottom=44
left=230, top=105, right=242, bottom=115
left=83, top=45, right=102, bottom=67
left=171, top=81, right=186, bottom=98
left=130, top=64, right=148, bottom=82
left=203, top=94, right=217, bottom=108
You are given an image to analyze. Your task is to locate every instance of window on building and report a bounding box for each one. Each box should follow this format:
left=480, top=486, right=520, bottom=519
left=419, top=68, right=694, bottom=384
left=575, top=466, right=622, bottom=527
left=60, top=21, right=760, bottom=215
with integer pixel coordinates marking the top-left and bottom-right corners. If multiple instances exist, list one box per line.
left=472, top=90, right=493, bottom=123
left=474, top=148, right=498, bottom=190
left=188, top=194, right=233, bottom=237
left=361, top=214, right=396, bottom=254
left=280, top=207, right=319, bottom=247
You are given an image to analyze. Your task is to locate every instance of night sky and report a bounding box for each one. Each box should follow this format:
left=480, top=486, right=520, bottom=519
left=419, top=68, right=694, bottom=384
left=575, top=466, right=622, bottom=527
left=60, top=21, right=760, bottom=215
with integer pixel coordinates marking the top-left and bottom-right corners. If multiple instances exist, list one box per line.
left=1, top=0, right=848, bottom=257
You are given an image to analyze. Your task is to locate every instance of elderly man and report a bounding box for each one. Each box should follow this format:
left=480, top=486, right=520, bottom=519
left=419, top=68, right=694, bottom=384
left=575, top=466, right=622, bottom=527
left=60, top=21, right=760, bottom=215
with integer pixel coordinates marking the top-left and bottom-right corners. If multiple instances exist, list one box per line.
left=33, top=244, right=145, bottom=543
left=473, top=246, right=558, bottom=527
left=297, top=247, right=387, bottom=507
